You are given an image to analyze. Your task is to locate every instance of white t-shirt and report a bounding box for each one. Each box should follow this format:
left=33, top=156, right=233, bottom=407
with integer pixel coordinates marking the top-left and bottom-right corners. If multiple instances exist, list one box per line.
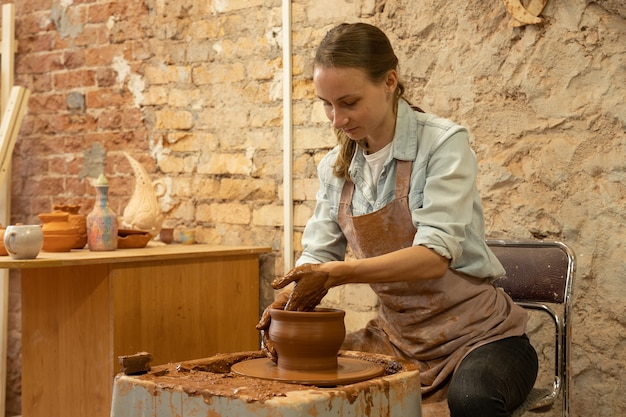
left=363, top=142, right=393, bottom=195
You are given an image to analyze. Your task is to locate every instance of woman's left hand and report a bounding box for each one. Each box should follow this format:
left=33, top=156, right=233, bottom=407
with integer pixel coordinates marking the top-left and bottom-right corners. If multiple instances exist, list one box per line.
left=272, top=264, right=330, bottom=311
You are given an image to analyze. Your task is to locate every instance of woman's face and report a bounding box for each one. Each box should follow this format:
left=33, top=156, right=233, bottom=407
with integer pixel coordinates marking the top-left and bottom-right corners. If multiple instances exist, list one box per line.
left=314, top=66, right=398, bottom=152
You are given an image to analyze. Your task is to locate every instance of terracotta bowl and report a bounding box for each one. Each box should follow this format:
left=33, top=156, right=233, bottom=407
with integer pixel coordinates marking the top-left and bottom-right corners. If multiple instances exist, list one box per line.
left=117, top=229, right=152, bottom=249
left=42, top=233, right=79, bottom=252
left=268, top=308, right=346, bottom=371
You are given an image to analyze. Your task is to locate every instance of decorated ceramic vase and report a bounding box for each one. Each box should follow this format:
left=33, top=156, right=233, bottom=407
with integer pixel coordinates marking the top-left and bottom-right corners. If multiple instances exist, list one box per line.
left=86, top=174, right=118, bottom=251
left=120, top=152, right=165, bottom=237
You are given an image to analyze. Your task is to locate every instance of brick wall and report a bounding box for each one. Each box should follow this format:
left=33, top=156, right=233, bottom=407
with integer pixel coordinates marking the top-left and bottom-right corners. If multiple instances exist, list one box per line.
left=5, top=0, right=626, bottom=416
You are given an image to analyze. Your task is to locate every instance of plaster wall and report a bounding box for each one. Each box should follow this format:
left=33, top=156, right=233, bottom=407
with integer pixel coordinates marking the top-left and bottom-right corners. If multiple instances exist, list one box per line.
left=4, top=0, right=625, bottom=416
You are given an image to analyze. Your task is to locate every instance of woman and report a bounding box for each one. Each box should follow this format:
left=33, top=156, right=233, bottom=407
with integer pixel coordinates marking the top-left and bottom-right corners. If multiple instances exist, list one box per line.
left=257, top=22, right=538, bottom=417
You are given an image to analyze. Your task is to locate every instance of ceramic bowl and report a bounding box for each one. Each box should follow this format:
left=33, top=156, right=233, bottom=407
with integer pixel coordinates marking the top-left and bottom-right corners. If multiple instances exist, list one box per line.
left=268, top=308, right=346, bottom=371
left=117, top=229, right=152, bottom=249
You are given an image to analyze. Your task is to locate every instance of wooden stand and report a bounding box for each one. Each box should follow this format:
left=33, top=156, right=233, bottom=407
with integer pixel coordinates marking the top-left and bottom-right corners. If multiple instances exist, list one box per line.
left=1, top=5, right=30, bottom=415
left=0, top=244, right=270, bottom=417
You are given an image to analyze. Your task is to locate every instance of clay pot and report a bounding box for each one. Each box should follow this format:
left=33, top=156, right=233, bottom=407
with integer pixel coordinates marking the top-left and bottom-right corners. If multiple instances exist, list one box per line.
left=268, top=308, right=346, bottom=371
left=38, top=211, right=79, bottom=235
left=39, top=211, right=81, bottom=252
left=0, top=225, right=7, bottom=256
left=53, top=204, right=87, bottom=249
left=42, top=234, right=78, bottom=252
left=159, top=228, right=174, bottom=244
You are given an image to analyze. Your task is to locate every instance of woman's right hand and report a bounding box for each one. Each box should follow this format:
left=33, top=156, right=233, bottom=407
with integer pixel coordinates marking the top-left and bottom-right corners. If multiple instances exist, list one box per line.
left=255, top=289, right=291, bottom=363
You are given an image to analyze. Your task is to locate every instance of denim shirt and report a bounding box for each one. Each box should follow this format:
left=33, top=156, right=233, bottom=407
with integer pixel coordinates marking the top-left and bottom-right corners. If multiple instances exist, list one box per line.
left=297, top=99, right=505, bottom=279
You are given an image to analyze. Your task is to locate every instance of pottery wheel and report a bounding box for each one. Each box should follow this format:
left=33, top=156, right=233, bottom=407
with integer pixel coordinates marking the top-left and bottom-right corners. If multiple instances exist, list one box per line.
left=231, top=357, right=385, bottom=387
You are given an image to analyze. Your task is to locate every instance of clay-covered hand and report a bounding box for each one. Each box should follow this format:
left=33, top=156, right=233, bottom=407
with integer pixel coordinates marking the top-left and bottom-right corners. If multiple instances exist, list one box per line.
left=271, top=264, right=330, bottom=311
left=255, top=290, right=290, bottom=363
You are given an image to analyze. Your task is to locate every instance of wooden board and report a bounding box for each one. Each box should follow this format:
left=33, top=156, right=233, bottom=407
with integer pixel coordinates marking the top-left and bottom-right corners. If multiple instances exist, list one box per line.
left=0, top=5, right=19, bottom=416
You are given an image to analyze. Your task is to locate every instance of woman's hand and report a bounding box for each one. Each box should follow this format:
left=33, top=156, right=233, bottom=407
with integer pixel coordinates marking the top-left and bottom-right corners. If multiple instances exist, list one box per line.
left=272, top=264, right=330, bottom=311
left=255, top=289, right=290, bottom=363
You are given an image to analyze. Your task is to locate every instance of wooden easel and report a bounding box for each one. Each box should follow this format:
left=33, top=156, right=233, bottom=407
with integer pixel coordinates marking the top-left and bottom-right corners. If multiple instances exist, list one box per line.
left=0, top=3, right=30, bottom=415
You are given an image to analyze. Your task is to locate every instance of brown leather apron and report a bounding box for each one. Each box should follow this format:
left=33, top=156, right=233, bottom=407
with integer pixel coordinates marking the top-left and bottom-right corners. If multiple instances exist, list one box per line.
left=338, top=160, right=527, bottom=394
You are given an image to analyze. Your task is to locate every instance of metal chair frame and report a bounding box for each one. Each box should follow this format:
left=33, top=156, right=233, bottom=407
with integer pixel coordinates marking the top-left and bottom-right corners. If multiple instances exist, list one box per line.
left=487, top=239, right=576, bottom=417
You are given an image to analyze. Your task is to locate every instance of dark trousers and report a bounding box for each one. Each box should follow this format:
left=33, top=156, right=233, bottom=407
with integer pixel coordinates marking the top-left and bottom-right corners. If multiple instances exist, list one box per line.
left=448, top=335, right=539, bottom=417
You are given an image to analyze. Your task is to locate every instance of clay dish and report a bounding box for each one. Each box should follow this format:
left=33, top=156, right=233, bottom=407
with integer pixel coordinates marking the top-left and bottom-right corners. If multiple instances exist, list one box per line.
left=117, top=229, right=152, bottom=249
left=269, top=308, right=346, bottom=371
left=42, top=233, right=79, bottom=252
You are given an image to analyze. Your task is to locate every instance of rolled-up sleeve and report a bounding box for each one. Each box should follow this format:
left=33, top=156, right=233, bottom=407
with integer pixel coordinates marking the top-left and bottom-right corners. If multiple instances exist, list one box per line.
left=411, top=129, right=478, bottom=266
left=297, top=152, right=348, bottom=266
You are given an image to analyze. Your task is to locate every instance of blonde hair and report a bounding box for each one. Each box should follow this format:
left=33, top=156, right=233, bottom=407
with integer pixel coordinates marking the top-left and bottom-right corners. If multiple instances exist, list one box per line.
left=314, top=23, right=406, bottom=179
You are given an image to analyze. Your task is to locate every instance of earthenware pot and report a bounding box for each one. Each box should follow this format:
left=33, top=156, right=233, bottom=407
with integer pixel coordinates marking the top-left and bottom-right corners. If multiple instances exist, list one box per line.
left=42, top=234, right=78, bottom=252
left=0, top=225, right=7, bottom=256
left=268, top=308, right=346, bottom=371
left=159, top=228, right=173, bottom=244
left=38, top=211, right=79, bottom=235
left=53, top=204, right=87, bottom=248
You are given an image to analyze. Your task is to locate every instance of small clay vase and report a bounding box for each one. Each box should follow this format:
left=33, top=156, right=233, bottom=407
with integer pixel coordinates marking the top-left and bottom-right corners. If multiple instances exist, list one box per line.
left=159, top=228, right=174, bottom=244
left=268, top=308, right=346, bottom=371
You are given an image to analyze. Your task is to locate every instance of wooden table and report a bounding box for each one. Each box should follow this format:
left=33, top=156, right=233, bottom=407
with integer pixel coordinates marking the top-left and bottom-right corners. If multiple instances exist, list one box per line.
left=0, top=244, right=271, bottom=417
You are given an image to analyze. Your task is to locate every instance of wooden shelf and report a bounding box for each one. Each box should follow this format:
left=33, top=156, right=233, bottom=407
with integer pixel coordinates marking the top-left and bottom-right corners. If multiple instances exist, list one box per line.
left=0, top=243, right=271, bottom=268
left=9, top=244, right=271, bottom=417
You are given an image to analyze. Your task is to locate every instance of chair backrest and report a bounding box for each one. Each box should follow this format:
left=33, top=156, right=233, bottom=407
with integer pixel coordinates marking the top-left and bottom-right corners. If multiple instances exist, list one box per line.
left=487, top=239, right=576, bottom=417
left=487, top=240, right=574, bottom=304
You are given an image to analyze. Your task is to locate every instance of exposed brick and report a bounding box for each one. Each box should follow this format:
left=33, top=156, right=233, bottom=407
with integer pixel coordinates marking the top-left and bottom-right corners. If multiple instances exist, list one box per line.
left=53, top=69, right=97, bottom=90
left=219, top=178, right=275, bottom=201
left=88, top=1, right=137, bottom=24
left=197, top=202, right=251, bottom=224
left=154, top=109, right=194, bottom=130
left=86, top=87, right=128, bottom=108
left=26, top=93, right=67, bottom=113
left=252, top=204, right=283, bottom=227
left=63, top=49, right=86, bottom=69
left=293, top=202, right=313, bottom=228
left=197, top=152, right=252, bottom=176
left=20, top=51, right=65, bottom=74
left=18, top=31, right=55, bottom=54
left=84, top=44, right=127, bottom=66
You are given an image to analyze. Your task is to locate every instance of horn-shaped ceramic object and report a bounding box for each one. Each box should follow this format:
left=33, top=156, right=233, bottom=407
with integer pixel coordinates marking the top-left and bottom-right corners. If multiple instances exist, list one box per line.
left=121, top=152, right=166, bottom=237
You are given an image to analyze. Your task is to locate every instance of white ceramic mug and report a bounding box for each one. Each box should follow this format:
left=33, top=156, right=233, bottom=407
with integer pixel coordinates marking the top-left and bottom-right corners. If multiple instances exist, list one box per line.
left=4, top=224, right=44, bottom=260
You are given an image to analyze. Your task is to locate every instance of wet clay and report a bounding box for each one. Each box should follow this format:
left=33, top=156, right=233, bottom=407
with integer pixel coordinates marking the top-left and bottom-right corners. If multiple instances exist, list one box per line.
left=269, top=308, right=345, bottom=371
left=118, top=350, right=418, bottom=404
left=231, top=357, right=384, bottom=386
